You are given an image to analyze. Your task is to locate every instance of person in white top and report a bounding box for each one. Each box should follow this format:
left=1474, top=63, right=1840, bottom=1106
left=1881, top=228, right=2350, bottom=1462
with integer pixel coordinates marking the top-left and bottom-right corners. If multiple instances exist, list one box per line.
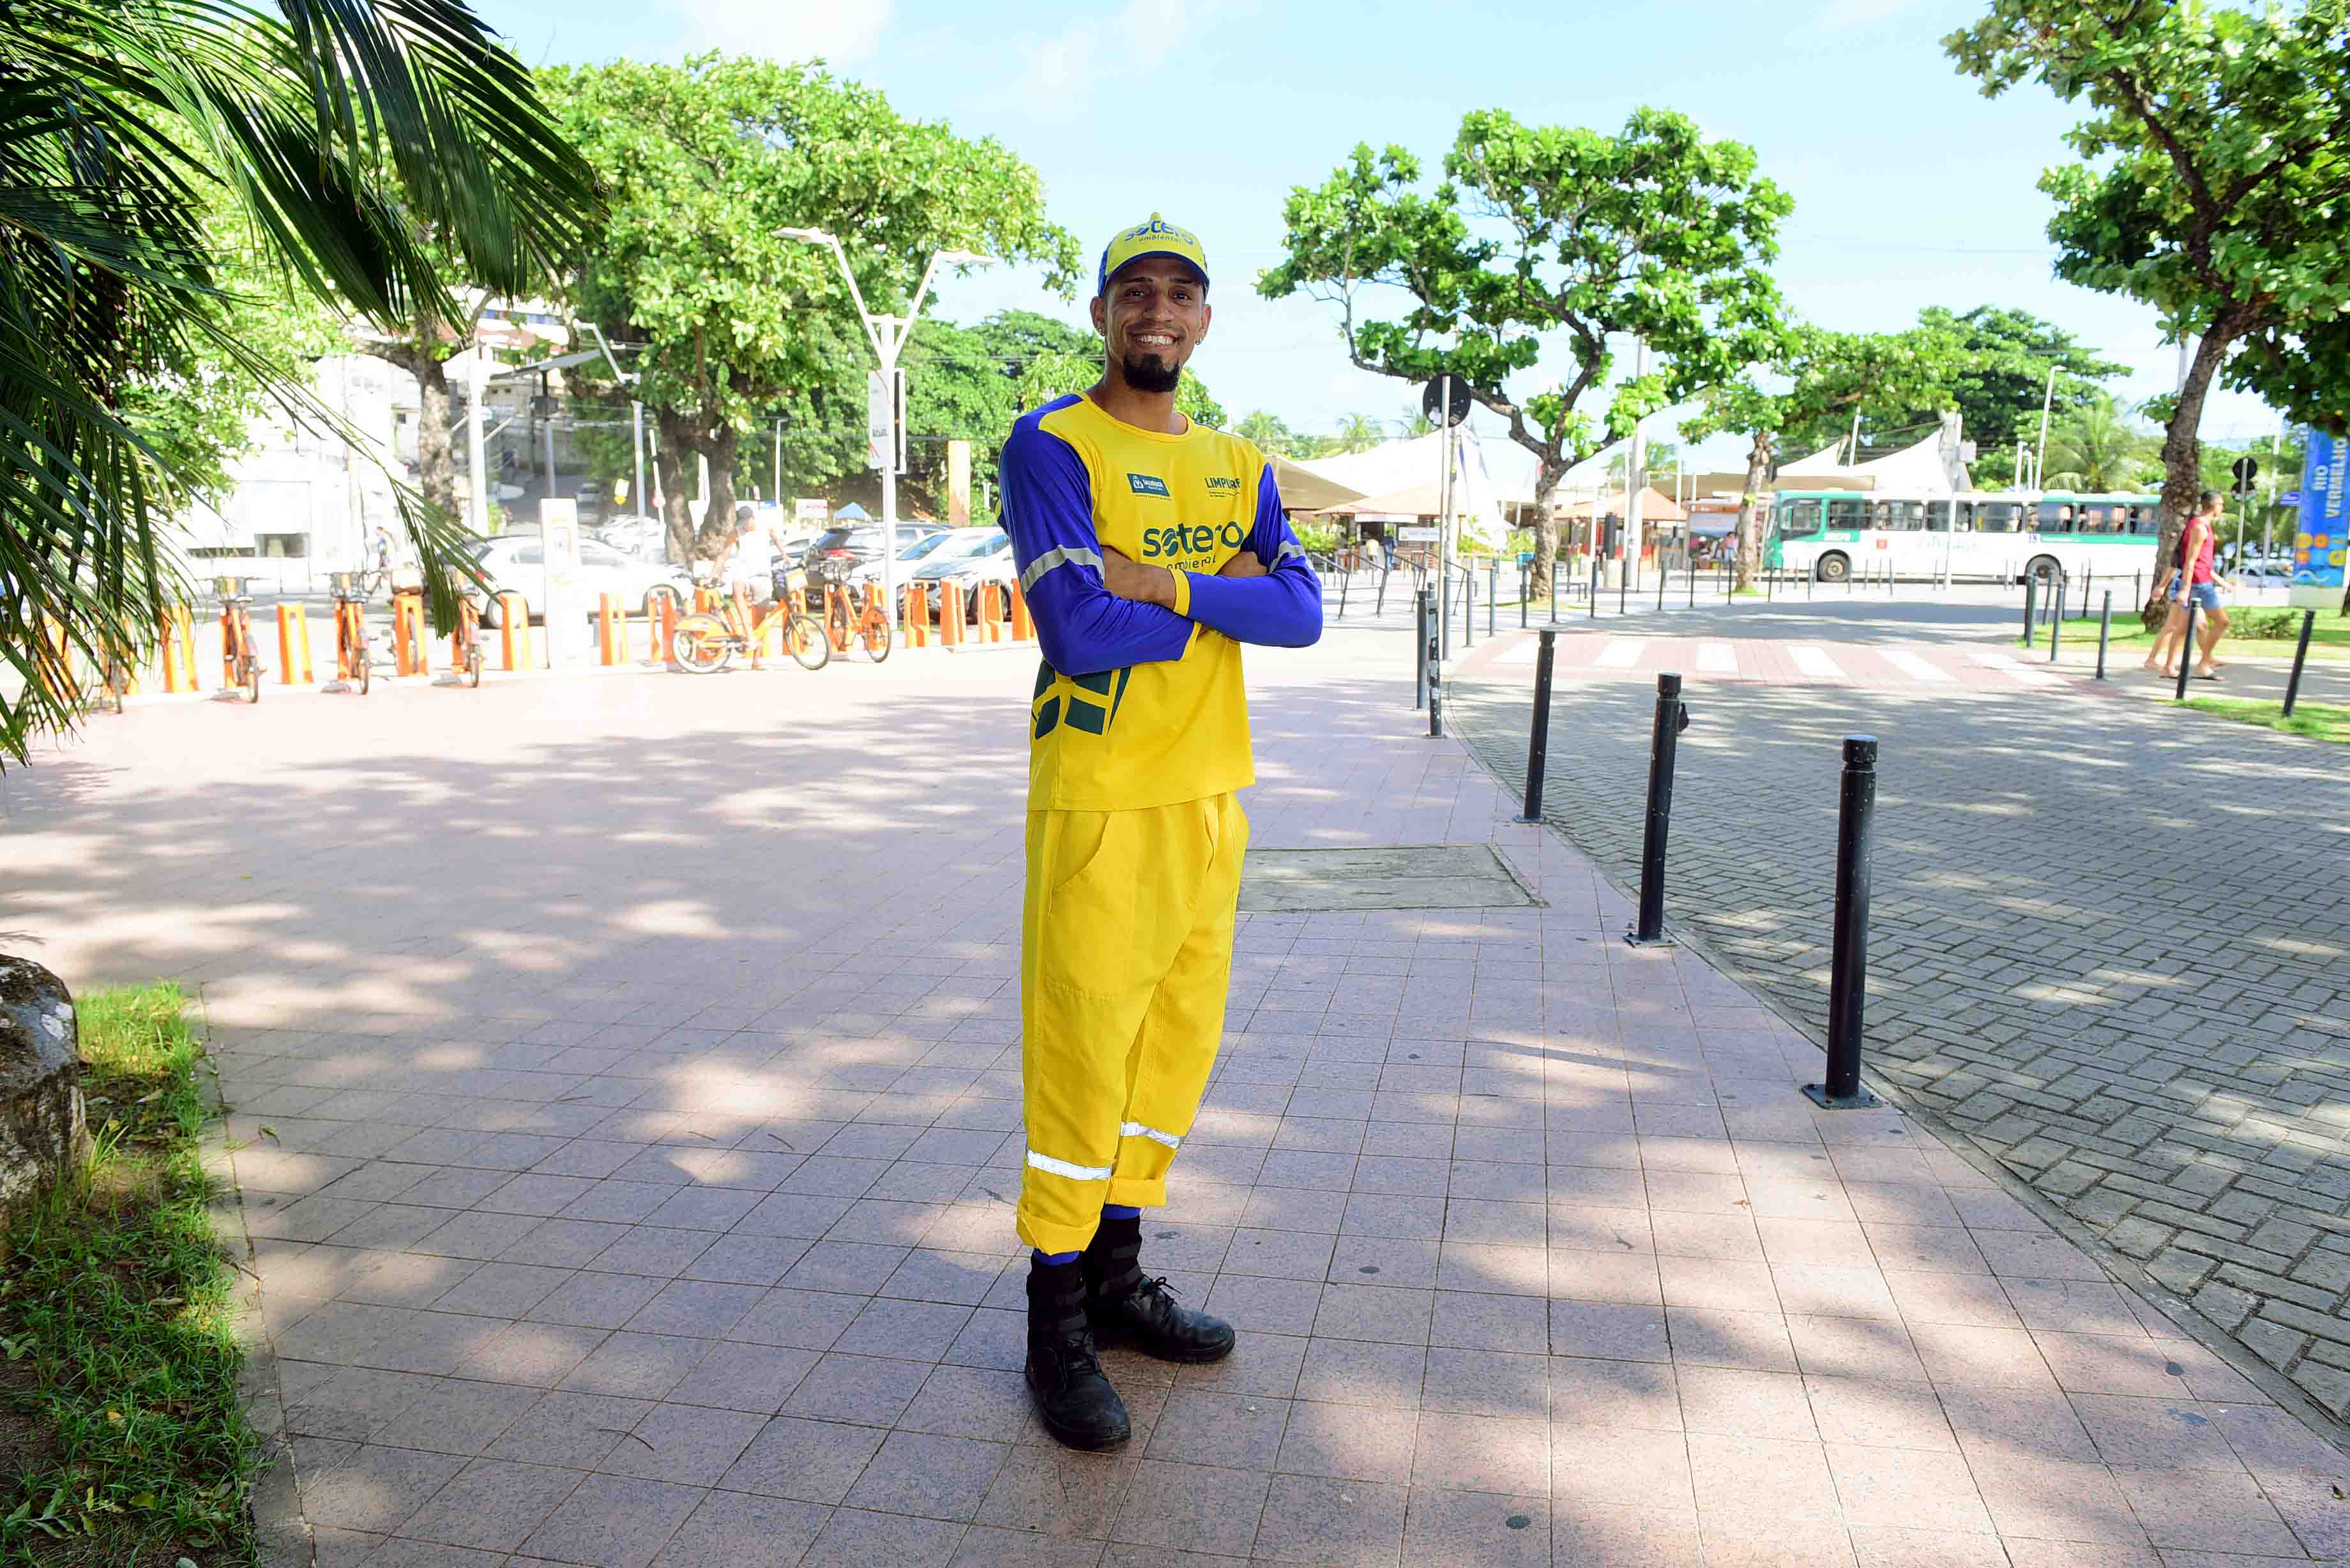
left=720, top=504, right=776, bottom=601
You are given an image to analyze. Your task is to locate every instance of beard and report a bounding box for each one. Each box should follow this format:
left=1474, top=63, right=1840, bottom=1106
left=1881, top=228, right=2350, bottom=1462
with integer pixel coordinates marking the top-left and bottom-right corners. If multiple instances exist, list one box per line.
left=1118, top=349, right=1182, bottom=393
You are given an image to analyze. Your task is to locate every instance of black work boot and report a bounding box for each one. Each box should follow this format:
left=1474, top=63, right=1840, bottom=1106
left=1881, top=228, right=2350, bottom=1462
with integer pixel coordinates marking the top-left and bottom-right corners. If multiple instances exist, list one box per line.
left=1082, top=1211, right=1236, bottom=1364
left=1025, top=1256, right=1130, bottom=1451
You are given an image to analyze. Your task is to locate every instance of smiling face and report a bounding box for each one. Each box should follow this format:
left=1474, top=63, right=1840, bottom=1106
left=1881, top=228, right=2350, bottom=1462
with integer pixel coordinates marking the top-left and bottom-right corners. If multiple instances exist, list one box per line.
left=1091, top=257, right=1211, bottom=395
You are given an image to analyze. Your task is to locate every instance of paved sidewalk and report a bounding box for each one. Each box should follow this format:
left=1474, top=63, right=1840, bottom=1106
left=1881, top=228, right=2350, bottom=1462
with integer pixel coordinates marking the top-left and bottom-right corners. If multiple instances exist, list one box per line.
left=4, top=645, right=2346, bottom=1565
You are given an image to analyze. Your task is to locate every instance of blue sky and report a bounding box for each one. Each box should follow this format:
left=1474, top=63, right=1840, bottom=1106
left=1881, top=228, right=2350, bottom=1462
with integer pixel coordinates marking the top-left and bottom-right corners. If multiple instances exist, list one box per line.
left=478, top=0, right=2287, bottom=456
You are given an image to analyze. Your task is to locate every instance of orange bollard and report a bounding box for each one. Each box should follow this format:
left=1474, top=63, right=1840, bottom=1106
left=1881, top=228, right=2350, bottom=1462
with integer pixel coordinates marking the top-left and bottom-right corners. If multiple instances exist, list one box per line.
left=498, top=593, right=531, bottom=670
left=390, top=588, right=429, bottom=677
left=904, top=583, right=929, bottom=649
left=275, top=604, right=314, bottom=684
left=157, top=605, right=194, bottom=693
left=939, top=580, right=966, bottom=647
left=694, top=585, right=716, bottom=614
left=655, top=594, right=677, bottom=664
left=598, top=594, right=621, bottom=665
left=33, top=617, right=75, bottom=705
left=978, top=582, right=1004, bottom=643
left=1009, top=582, right=1033, bottom=642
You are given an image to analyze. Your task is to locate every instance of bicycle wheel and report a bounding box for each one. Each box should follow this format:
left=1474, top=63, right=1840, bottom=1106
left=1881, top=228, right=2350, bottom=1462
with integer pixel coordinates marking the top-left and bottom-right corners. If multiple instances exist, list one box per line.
left=241, top=649, right=261, bottom=704
left=672, top=612, right=734, bottom=674
left=104, top=663, right=125, bottom=714
left=859, top=612, right=893, bottom=663
left=465, top=645, right=482, bottom=688
left=785, top=614, right=830, bottom=672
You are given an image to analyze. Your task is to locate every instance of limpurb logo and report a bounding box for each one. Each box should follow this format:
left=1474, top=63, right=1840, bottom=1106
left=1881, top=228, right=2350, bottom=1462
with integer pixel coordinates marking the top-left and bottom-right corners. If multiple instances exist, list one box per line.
left=1126, top=473, right=1171, bottom=498
left=1204, top=476, right=1243, bottom=493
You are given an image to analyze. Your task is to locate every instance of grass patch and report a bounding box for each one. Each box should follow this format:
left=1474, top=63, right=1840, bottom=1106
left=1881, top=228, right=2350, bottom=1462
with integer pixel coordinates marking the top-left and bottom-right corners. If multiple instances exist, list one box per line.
left=0, top=984, right=259, bottom=1567
left=2050, top=605, right=2349, bottom=655
left=2182, top=697, right=2350, bottom=745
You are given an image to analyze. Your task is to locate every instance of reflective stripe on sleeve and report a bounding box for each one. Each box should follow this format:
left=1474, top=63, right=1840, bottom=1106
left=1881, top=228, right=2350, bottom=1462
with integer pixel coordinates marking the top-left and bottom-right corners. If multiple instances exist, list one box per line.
left=1119, top=1121, right=1183, bottom=1150
left=1275, top=540, right=1307, bottom=563
left=1020, top=545, right=1105, bottom=592
left=1026, top=1148, right=1114, bottom=1181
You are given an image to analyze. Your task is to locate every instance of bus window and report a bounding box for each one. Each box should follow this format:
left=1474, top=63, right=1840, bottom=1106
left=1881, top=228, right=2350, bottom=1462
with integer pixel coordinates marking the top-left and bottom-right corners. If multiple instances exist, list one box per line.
left=1777, top=499, right=1822, bottom=537
left=2127, top=504, right=2160, bottom=536
left=1826, top=498, right=1867, bottom=531
left=2036, top=500, right=2077, bottom=532
left=2077, top=503, right=2122, bottom=535
left=1927, top=501, right=1952, bottom=532
left=1872, top=501, right=1927, bottom=532
left=1976, top=502, right=2022, bottom=534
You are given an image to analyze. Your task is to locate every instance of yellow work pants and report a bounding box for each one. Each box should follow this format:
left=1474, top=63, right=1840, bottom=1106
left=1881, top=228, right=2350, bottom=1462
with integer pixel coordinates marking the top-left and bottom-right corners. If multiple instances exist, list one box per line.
left=1017, top=792, right=1248, bottom=1256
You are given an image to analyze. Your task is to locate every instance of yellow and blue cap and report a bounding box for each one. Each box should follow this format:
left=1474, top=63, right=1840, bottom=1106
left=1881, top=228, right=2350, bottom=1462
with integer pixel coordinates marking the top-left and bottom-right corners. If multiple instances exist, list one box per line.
left=1097, top=213, right=1208, bottom=296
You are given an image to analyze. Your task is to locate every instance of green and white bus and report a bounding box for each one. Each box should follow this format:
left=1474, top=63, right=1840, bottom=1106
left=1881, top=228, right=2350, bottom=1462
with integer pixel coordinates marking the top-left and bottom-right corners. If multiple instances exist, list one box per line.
left=1765, top=490, right=2164, bottom=584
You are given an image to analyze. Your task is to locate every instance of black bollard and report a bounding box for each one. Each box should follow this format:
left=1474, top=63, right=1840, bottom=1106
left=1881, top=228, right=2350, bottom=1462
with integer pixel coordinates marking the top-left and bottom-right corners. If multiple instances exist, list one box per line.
left=1766, top=565, right=1774, bottom=603
left=1462, top=572, right=1476, bottom=650
left=1337, top=564, right=1351, bottom=621
left=1550, top=562, right=1559, bottom=621
left=1489, top=559, right=1500, bottom=635
left=2095, top=590, right=2112, bottom=681
left=1517, top=629, right=1558, bottom=822
left=1656, top=557, right=1667, bottom=612
left=1688, top=558, right=1697, bottom=608
left=1425, top=592, right=1443, bottom=737
left=1805, top=736, right=1883, bottom=1109
left=1619, top=562, right=1628, bottom=616
left=2081, top=569, right=2093, bottom=620
left=2048, top=574, right=2063, bottom=661
left=1626, top=672, right=1690, bottom=947
left=1520, top=562, right=1530, bottom=629
left=1589, top=560, right=1600, bottom=621
left=2284, top=608, right=2317, bottom=717
left=1807, top=566, right=1815, bottom=601
left=1413, top=588, right=1428, bottom=710
left=1376, top=564, right=1391, bottom=619
left=2174, top=598, right=2199, bottom=700
left=2020, top=575, right=2037, bottom=644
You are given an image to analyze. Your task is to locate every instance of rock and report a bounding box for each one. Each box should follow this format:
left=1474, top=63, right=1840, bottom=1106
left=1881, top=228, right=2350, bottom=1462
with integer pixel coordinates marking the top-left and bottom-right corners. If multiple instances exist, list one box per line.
left=0, top=956, right=85, bottom=1219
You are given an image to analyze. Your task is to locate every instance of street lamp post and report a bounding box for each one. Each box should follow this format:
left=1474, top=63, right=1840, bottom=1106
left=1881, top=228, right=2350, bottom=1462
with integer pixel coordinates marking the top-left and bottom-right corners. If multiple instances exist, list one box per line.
left=583, top=320, right=646, bottom=539
left=779, top=227, right=993, bottom=627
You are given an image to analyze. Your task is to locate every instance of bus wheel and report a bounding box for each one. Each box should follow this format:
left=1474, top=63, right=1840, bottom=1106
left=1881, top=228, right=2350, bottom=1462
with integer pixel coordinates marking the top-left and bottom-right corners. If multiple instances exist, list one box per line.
left=1816, top=552, right=1851, bottom=584
left=2026, top=555, right=2061, bottom=586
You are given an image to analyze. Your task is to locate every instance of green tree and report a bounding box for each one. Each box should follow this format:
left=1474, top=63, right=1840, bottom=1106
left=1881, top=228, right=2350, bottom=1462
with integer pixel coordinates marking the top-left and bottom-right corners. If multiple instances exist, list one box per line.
left=1911, top=306, right=2128, bottom=456
left=1261, top=107, right=1793, bottom=598
left=2040, top=393, right=2157, bottom=492
left=1948, top=0, right=2350, bottom=619
left=3, top=0, right=598, bottom=757
left=1686, top=326, right=1967, bottom=587
left=1236, top=411, right=1301, bottom=458
left=542, top=56, right=1080, bottom=562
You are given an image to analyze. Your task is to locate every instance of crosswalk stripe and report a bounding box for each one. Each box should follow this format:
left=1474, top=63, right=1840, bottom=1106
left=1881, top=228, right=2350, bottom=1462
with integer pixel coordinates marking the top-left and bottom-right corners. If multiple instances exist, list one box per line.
left=1788, top=644, right=1845, bottom=679
left=1696, top=641, right=1738, bottom=674
left=1964, top=645, right=2063, bottom=685
left=1496, top=639, right=1540, bottom=665
left=1596, top=638, right=1645, bottom=669
left=1879, top=649, right=1953, bottom=682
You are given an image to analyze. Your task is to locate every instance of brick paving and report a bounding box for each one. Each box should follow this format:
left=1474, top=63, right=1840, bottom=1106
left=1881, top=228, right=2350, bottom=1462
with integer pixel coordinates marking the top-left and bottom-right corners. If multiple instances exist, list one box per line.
left=4, top=637, right=2347, bottom=1564
left=1453, top=652, right=2350, bottom=1431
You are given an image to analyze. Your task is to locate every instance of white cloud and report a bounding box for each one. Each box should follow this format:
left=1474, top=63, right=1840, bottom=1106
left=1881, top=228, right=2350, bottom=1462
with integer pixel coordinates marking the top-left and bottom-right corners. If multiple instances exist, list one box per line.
left=1017, top=0, right=1246, bottom=115
left=682, top=0, right=893, bottom=63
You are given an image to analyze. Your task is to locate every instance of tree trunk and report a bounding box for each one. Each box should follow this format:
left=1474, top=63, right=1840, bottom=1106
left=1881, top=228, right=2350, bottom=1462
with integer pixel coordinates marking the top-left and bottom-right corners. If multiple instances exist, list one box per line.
left=1734, top=430, right=1775, bottom=592
left=698, top=425, right=741, bottom=557
left=654, top=410, right=700, bottom=567
left=412, top=356, right=457, bottom=524
left=1527, top=462, right=1567, bottom=601
left=2150, top=321, right=2238, bottom=627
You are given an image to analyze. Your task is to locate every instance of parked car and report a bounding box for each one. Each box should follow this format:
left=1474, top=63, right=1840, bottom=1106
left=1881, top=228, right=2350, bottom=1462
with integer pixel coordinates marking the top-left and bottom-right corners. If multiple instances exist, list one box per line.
left=469, top=535, right=694, bottom=625
left=573, top=481, right=609, bottom=523
left=592, top=515, right=669, bottom=559
left=902, top=528, right=1016, bottom=621
left=801, top=522, right=946, bottom=575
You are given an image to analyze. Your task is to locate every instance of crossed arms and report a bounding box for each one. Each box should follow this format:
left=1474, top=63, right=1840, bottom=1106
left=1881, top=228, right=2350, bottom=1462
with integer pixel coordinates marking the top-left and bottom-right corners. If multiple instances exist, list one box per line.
left=1001, top=423, right=1323, bottom=678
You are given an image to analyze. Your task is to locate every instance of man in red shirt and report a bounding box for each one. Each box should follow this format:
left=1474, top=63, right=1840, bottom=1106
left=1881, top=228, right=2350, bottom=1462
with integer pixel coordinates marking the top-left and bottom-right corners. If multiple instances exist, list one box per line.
left=2146, top=489, right=2233, bottom=680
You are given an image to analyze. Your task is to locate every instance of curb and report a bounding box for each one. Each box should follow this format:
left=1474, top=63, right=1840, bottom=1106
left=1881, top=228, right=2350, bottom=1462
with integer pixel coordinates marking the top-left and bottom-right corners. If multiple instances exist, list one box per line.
left=195, top=1007, right=314, bottom=1568
left=1445, top=685, right=2350, bottom=1461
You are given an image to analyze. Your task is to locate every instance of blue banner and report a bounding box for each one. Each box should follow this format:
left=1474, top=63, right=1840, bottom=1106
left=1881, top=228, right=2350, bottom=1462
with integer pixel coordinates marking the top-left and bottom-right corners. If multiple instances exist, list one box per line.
left=2296, top=430, right=2346, bottom=591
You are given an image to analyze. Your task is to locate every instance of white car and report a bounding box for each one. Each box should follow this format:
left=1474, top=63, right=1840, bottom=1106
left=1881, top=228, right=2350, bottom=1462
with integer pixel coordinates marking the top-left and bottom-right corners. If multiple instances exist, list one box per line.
left=902, top=529, right=1017, bottom=621
left=469, top=535, right=693, bottom=625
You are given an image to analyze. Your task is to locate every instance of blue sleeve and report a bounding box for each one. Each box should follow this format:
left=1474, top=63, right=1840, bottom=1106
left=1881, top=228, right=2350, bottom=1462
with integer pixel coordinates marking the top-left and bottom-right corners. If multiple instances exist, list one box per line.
left=1180, top=464, right=1324, bottom=648
left=1001, top=417, right=1195, bottom=677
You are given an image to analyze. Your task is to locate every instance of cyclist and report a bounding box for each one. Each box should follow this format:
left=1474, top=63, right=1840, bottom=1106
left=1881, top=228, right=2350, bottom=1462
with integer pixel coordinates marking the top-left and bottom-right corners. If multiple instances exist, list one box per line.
left=718, top=504, right=775, bottom=603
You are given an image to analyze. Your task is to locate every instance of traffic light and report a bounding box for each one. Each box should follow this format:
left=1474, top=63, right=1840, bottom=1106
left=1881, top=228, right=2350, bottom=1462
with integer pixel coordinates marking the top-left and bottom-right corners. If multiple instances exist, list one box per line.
left=2231, top=455, right=2259, bottom=497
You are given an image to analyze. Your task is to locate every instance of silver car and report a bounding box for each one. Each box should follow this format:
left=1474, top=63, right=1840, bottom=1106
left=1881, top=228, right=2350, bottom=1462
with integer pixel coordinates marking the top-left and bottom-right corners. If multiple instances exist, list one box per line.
left=469, top=535, right=693, bottom=624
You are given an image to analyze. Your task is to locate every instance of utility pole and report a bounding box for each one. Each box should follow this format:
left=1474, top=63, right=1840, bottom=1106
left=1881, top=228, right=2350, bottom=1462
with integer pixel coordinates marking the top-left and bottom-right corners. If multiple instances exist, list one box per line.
left=466, top=352, right=490, bottom=537
left=1625, top=338, right=1649, bottom=593
left=2033, top=365, right=2057, bottom=492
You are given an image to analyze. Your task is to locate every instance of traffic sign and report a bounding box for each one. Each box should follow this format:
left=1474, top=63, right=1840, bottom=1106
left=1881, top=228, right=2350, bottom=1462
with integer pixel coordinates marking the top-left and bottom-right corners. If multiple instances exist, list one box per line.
left=1421, top=375, right=1473, bottom=428
left=2231, top=455, right=2259, bottom=496
left=2278, top=490, right=2301, bottom=508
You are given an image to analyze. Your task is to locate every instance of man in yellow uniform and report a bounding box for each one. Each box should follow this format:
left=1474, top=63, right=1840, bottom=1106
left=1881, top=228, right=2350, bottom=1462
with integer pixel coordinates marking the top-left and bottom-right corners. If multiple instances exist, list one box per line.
left=999, top=215, right=1323, bottom=1449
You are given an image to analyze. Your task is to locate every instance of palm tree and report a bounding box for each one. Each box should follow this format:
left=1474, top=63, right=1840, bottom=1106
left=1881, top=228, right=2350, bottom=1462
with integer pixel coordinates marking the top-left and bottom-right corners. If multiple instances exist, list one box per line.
left=2040, top=395, right=2156, bottom=492
left=2, top=0, right=599, bottom=758
left=1330, top=412, right=1388, bottom=453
